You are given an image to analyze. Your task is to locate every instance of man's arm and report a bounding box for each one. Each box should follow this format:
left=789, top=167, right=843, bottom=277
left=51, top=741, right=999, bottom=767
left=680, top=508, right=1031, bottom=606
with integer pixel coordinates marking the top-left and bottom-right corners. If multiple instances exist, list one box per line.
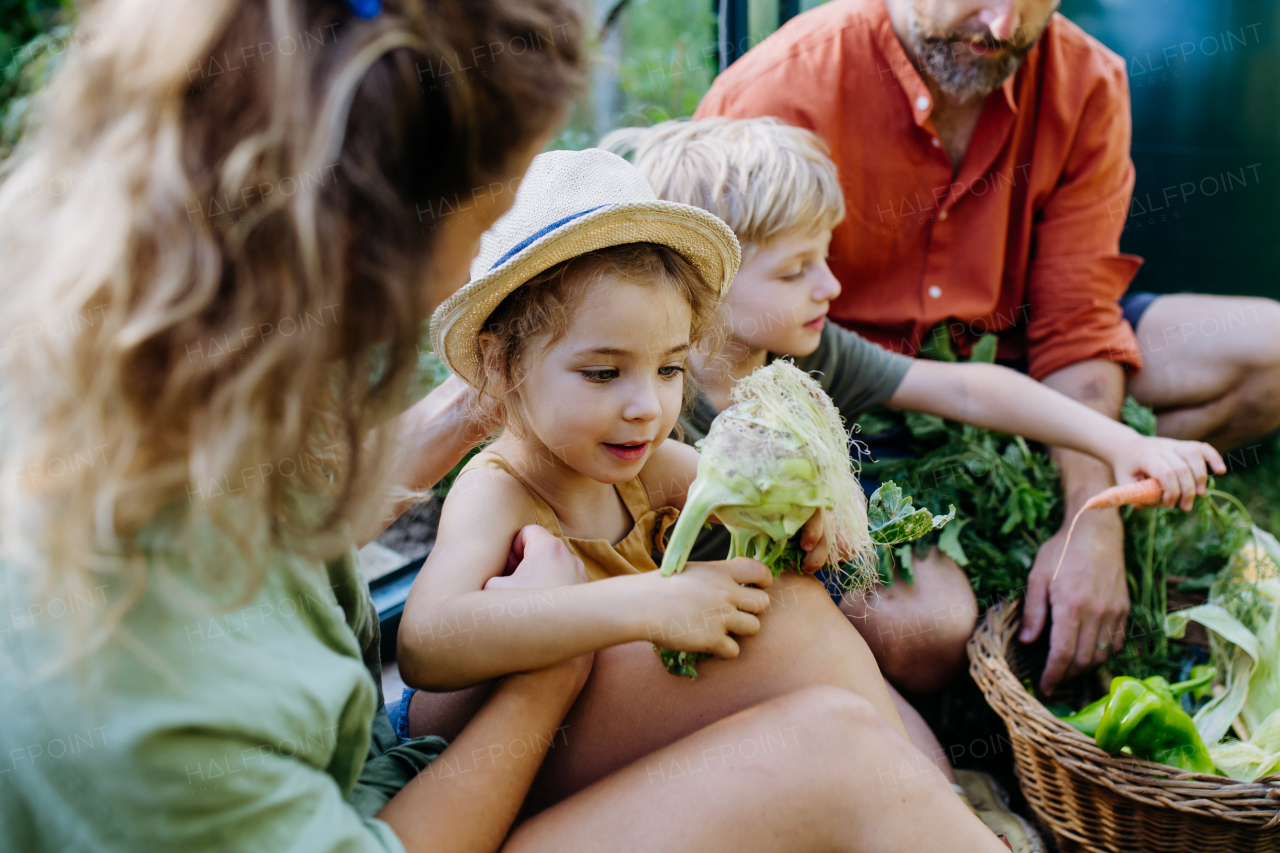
left=1024, top=359, right=1129, bottom=694
left=1016, top=46, right=1145, bottom=693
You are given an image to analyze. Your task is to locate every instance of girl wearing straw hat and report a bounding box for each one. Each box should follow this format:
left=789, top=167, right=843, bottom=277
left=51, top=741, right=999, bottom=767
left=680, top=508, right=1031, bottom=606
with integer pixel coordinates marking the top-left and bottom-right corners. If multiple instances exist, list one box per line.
left=397, top=147, right=1012, bottom=852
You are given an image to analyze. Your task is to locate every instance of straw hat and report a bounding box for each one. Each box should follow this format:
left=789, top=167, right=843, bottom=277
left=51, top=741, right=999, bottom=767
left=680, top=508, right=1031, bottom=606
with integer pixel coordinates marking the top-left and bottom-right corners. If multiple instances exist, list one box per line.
left=429, top=148, right=741, bottom=388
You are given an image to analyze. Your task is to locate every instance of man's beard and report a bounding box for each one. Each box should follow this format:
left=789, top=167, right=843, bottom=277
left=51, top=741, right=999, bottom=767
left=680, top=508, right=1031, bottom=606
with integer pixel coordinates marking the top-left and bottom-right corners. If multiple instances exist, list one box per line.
left=906, top=7, right=1048, bottom=99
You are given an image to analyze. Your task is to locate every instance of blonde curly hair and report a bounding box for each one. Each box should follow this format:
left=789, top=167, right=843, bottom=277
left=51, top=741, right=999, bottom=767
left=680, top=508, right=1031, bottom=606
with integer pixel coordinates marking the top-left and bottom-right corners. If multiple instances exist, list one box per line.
left=0, top=0, right=584, bottom=654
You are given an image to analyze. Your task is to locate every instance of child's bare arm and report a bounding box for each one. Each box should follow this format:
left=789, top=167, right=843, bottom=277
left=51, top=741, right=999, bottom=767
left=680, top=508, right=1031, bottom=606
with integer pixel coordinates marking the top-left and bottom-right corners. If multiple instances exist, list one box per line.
left=889, top=360, right=1225, bottom=508
left=397, top=466, right=773, bottom=690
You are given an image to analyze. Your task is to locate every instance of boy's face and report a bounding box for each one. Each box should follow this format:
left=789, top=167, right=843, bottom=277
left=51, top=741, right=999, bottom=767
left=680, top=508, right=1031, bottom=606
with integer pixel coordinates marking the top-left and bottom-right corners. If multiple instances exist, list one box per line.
left=515, top=275, right=690, bottom=485
left=724, top=229, right=841, bottom=358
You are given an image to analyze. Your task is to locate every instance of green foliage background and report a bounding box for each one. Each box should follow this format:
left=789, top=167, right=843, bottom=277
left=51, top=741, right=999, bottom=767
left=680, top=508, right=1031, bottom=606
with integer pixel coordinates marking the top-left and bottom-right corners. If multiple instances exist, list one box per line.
left=0, top=0, right=75, bottom=158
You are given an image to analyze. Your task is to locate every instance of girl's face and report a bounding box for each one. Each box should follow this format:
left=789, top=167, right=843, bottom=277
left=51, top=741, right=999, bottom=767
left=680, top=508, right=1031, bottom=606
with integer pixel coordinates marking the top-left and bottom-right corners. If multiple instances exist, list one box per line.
left=724, top=229, right=841, bottom=358
left=515, top=276, right=692, bottom=484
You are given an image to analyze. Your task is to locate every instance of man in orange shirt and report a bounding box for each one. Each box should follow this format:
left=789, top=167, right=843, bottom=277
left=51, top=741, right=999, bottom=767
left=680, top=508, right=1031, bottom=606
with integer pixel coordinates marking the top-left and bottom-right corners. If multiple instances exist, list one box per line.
left=697, top=0, right=1280, bottom=695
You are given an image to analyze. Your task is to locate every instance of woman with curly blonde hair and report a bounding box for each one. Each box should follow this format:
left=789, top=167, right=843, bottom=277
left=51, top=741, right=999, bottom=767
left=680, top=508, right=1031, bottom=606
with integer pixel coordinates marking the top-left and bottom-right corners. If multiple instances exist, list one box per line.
left=0, top=2, right=1017, bottom=851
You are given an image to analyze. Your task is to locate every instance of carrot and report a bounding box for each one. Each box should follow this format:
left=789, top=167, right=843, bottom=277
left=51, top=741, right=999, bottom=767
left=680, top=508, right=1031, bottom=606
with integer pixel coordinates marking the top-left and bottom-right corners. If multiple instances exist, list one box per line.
left=1050, top=478, right=1167, bottom=581
left=1082, top=478, right=1165, bottom=511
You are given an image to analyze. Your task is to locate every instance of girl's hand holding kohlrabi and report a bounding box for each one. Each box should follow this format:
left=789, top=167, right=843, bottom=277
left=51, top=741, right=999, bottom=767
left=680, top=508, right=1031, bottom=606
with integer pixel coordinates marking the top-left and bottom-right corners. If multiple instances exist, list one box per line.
left=484, top=525, right=773, bottom=661
left=632, top=558, right=773, bottom=660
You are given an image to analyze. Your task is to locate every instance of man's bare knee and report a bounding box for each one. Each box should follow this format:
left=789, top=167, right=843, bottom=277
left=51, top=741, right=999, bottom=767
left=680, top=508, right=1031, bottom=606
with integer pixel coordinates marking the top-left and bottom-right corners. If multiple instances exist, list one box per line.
left=882, top=592, right=977, bottom=695
left=1245, top=299, right=1280, bottom=361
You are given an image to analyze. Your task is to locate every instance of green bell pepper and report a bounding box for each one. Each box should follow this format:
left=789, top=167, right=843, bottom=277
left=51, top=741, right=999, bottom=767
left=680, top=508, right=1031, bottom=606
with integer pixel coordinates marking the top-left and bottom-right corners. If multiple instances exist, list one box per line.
left=1057, top=669, right=1217, bottom=774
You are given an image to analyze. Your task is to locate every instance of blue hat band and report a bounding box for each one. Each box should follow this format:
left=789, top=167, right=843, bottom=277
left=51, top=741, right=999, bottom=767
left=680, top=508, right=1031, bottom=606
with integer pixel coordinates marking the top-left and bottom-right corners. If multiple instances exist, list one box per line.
left=346, top=0, right=382, bottom=19
left=488, top=205, right=607, bottom=272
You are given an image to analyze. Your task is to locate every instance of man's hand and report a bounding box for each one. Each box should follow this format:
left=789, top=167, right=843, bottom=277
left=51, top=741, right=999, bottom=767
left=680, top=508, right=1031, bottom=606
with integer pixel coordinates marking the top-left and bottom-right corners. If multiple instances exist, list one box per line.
left=1031, top=359, right=1130, bottom=694
left=1021, top=508, right=1129, bottom=694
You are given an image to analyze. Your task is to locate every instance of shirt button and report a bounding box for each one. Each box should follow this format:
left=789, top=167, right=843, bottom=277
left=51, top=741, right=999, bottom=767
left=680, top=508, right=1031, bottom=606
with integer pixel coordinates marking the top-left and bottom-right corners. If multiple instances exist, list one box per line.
left=928, top=286, right=943, bottom=299
left=931, top=137, right=941, bottom=148
left=939, top=210, right=949, bottom=221
left=916, top=96, right=930, bottom=111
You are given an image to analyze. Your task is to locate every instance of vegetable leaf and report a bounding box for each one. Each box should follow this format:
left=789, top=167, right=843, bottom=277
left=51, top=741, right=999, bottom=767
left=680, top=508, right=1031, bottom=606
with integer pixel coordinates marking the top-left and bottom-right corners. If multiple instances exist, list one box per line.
left=918, top=324, right=957, bottom=362
left=655, top=649, right=712, bottom=680
left=937, top=518, right=971, bottom=567
left=896, top=544, right=915, bottom=586
left=1122, top=394, right=1158, bottom=437
left=969, top=333, right=998, bottom=364
left=868, top=481, right=954, bottom=546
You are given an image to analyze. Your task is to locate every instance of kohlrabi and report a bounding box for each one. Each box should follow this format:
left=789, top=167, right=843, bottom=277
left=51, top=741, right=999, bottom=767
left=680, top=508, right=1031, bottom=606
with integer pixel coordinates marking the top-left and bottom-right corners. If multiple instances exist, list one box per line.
left=655, top=361, right=952, bottom=677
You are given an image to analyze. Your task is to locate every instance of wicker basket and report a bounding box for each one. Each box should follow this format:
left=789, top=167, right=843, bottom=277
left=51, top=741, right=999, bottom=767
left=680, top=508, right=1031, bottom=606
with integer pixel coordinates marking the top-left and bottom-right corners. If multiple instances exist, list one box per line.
left=967, top=598, right=1280, bottom=852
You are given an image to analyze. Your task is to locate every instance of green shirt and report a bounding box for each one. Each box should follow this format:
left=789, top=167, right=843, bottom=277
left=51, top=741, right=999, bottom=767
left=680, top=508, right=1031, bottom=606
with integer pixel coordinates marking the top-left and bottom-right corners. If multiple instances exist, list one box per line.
left=677, top=322, right=912, bottom=562
left=0, top=342, right=456, bottom=851
left=0, top=536, right=445, bottom=852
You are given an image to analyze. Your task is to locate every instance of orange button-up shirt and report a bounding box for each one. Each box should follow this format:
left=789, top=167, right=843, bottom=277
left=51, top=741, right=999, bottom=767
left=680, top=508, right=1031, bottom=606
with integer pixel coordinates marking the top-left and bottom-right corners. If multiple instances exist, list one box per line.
left=696, top=0, right=1144, bottom=379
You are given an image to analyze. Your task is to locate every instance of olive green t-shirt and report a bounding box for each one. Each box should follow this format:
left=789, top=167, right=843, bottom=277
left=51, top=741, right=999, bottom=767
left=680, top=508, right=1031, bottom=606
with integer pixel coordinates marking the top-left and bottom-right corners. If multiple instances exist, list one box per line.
left=676, top=322, right=912, bottom=563
left=1, top=351, right=449, bottom=852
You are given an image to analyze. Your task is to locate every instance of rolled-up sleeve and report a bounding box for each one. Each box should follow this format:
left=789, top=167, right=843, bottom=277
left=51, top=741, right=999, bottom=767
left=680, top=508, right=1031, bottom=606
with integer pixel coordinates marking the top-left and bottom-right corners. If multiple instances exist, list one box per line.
left=1025, top=58, right=1143, bottom=380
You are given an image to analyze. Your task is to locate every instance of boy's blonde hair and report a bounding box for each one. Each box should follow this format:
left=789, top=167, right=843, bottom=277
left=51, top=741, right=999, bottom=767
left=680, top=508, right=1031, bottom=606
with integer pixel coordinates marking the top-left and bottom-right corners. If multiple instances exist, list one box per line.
left=601, top=117, right=845, bottom=250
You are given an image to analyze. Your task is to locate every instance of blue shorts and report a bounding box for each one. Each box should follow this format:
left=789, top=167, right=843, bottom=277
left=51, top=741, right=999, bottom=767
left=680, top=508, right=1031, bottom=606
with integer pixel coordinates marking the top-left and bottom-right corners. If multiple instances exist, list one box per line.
left=1120, top=291, right=1160, bottom=333
left=386, top=686, right=416, bottom=745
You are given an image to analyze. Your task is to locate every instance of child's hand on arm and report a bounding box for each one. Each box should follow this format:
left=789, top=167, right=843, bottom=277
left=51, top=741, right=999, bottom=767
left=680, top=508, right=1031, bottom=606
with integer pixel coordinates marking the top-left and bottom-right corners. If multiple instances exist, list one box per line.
left=1102, top=435, right=1226, bottom=511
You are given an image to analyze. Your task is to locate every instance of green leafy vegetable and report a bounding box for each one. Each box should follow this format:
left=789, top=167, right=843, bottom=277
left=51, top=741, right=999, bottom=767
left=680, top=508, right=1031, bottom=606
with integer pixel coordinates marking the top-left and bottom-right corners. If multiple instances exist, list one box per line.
left=858, top=327, right=1262, bottom=682
left=1209, top=709, right=1280, bottom=782
left=867, top=481, right=955, bottom=545
left=1166, top=531, right=1280, bottom=763
left=866, top=482, right=955, bottom=586
left=655, top=361, right=949, bottom=677
left=969, top=333, right=999, bottom=364
left=917, top=323, right=958, bottom=362
left=938, top=518, right=972, bottom=567
left=1122, top=394, right=1158, bottom=438
left=659, top=360, right=879, bottom=587
left=857, top=415, right=1062, bottom=606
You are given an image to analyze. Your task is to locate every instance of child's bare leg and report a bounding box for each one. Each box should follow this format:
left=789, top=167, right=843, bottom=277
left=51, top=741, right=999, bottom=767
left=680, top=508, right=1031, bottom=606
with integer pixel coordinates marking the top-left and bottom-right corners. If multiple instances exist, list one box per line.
left=840, top=547, right=978, bottom=695
left=506, top=685, right=1008, bottom=853
left=887, top=681, right=957, bottom=783
left=529, top=572, right=908, bottom=807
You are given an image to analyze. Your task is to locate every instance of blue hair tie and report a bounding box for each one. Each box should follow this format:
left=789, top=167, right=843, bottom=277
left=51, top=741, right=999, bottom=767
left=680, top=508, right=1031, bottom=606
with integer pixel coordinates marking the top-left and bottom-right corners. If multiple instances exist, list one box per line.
left=346, top=0, right=382, bottom=18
